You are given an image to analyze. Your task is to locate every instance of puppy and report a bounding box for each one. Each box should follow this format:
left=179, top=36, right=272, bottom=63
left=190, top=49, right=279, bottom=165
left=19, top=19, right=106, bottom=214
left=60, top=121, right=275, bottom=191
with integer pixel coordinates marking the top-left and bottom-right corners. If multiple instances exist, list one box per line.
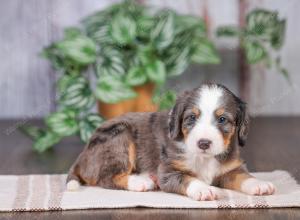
left=66, top=83, right=275, bottom=201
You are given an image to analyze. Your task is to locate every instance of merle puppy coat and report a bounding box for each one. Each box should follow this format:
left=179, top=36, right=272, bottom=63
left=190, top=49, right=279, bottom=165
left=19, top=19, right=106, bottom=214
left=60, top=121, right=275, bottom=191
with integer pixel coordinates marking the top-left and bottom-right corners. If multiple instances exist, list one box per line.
left=67, top=84, right=275, bottom=201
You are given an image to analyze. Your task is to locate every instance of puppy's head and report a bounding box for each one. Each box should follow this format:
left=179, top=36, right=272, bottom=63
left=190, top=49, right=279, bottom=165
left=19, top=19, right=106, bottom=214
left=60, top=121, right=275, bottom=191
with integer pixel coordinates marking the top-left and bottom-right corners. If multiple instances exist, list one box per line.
left=169, top=84, right=249, bottom=157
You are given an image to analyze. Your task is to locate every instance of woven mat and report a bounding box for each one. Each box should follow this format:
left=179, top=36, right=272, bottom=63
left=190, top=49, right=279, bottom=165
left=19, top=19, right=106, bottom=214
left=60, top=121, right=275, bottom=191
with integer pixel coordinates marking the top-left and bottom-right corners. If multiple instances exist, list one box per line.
left=1, top=170, right=299, bottom=212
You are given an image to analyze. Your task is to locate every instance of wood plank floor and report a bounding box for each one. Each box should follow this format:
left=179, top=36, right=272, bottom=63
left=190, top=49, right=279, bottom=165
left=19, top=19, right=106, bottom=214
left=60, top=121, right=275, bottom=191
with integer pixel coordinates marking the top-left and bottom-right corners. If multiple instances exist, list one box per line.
left=0, top=117, right=300, bottom=219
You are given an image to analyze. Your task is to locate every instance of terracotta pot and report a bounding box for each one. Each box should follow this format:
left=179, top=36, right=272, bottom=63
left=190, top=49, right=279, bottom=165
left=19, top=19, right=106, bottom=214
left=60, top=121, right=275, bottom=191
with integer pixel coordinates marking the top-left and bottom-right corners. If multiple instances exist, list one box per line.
left=98, top=83, right=158, bottom=120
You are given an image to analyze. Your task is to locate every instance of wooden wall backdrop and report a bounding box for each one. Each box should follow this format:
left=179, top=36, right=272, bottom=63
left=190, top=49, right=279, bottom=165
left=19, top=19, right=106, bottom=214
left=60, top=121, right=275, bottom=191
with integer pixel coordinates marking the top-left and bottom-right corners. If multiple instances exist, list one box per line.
left=0, top=0, right=299, bottom=119
left=247, top=0, right=300, bottom=116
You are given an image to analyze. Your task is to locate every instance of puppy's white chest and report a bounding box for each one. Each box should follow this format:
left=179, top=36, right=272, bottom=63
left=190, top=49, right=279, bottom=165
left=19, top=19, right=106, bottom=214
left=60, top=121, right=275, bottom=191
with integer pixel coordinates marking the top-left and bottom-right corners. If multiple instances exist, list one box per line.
left=186, top=155, right=220, bottom=185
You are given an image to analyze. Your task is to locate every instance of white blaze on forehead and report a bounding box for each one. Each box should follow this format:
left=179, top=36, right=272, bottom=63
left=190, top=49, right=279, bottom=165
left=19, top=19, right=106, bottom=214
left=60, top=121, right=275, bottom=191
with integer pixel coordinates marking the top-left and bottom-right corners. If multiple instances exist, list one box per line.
left=197, top=85, right=223, bottom=118
left=184, top=85, right=225, bottom=158
left=184, top=85, right=226, bottom=180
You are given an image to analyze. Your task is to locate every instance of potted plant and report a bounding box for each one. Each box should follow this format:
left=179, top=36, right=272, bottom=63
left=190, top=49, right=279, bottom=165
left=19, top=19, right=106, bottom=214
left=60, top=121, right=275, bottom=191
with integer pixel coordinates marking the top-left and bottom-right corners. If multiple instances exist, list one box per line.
left=22, top=0, right=287, bottom=152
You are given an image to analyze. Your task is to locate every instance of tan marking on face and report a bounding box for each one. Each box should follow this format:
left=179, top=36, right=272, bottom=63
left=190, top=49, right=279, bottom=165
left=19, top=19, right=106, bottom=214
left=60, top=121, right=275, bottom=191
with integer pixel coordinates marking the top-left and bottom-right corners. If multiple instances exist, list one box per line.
left=181, top=108, right=200, bottom=140
left=192, top=107, right=201, bottom=117
left=182, top=127, right=189, bottom=140
left=219, top=168, right=253, bottom=191
left=215, top=108, right=225, bottom=117
left=223, top=127, right=235, bottom=148
left=113, top=141, right=136, bottom=189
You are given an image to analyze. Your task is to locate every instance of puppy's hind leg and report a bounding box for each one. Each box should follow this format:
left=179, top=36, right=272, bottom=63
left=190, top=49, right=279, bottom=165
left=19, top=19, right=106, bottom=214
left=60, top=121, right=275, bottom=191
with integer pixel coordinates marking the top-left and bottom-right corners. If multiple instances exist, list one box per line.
left=66, top=120, right=155, bottom=192
left=112, top=142, right=156, bottom=192
left=113, top=173, right=156, bottom=192
left=127, top=173, right=156, bottom=192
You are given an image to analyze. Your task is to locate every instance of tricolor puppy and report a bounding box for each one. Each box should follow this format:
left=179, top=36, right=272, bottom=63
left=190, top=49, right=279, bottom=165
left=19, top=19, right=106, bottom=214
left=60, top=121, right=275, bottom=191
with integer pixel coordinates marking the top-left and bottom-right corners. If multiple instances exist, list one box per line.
left=67, top=83, right=275, bottom=201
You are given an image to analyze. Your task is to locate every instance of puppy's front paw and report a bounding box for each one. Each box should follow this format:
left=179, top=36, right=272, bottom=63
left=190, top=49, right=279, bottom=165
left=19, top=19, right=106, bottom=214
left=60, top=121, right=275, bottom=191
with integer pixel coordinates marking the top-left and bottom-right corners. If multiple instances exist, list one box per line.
left=186, top=180, right=218, bottom=201
left=241, top=178, right=275, bottom=196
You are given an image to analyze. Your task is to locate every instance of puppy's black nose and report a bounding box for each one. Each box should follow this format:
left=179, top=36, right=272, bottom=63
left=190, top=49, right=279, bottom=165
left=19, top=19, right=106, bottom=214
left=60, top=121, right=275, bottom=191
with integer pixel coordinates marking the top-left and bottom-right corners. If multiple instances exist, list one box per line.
left=198, top=139, right=212, bottom=150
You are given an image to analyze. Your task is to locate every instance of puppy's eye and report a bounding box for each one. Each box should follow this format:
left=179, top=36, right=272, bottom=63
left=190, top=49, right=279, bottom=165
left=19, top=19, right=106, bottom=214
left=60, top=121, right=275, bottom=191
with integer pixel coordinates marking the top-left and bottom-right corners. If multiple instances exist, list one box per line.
left=188, top=114, right=196, bottom=122
left=218, top=116, right=227, bottom=124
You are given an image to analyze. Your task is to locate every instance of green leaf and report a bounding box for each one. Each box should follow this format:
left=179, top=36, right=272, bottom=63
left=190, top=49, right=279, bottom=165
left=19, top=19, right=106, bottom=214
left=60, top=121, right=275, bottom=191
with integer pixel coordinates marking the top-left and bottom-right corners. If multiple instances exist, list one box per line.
left=246, top=9, right=278, bottom=38
left=41, top=45, right=66, bottom=71
left=82, top=7, right=115, bottom=28
left=79, top=114, right=104, bottom=143
left=172, top=30, right=193, bottom=48
left=151, top=11, right=175, bottom=50
left=245, top=9, right=286, bottom=50
left=175, top=15, right=206, bottom=37
left=166, top=47, right=190, bottom=77
left=33, top=131, right=61, bottom=153
left=275, top=57, right=289, bottom=81
left=125, top=66, right=147, bottom=86
left=243, top=40, right=267, bottom=64
left=110, top=14, right=137, bottom=45
left=64, top=27, right=82, bottom=39
left=122, top=0, right=147, bottom=18
left=191, top=38, right=220, bottom=64
left=137, top=15, right=155, bottom=37
left=95, top=74, right=137, bottom=103
left=216, top=26, right=240, bottom=37
left=271, top=19, right=286, bottom=49
left=96, top=47, right=125, bottom=77
left=59, top=76, right=95, bottom=110
left=46, top=110, right=79, bottom=136
left=20, top=126, right=61, bottom=152
left=153, top=90, right=177, bottom=110
left=280, top=68, right=289, bottom=81
left=135, top=45, right=154, bottom=65
left=145, top=60, right=166, bottom=84
left=20, top=126, right=45, bottom=140
left=56, top=35, right=96, bottom=65
left=90, top=24, right=113, bottom=44
left=82, top=8, right=113, bottom=44
left=57, top=74, right=81, bottom=94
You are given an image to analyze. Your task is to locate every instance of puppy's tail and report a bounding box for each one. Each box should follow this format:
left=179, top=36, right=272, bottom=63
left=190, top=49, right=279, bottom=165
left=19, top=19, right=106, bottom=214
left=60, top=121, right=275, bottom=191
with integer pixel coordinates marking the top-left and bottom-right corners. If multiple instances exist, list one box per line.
left=66, top=179, right=80, bottom=191
left=66, top=165, right=81, bottom=191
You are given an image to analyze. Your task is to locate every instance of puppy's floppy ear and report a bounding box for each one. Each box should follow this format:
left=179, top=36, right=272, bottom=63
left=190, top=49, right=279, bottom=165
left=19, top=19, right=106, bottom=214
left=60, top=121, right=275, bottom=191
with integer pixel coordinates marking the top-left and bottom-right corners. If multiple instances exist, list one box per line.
left=236, top=98, right=250, bottom=147
left=168, top=91, right=189, bottom=140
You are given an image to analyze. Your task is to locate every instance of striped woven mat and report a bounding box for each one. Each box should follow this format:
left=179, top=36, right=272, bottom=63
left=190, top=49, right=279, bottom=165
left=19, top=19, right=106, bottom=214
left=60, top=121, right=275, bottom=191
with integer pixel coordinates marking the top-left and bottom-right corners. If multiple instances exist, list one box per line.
left=1, top=170, right=299, bottom=211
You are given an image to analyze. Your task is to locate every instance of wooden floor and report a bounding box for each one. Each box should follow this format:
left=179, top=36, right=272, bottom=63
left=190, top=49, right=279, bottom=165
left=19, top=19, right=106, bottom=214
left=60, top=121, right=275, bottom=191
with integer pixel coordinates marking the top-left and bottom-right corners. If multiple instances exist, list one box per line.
left=0, top=117, right=300, bottom=219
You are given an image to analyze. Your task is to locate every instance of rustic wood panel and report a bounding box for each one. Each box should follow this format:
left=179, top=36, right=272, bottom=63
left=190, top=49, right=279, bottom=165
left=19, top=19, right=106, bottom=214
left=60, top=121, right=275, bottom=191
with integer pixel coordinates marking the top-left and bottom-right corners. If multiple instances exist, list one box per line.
left=0, top=0, right=299, bottom=118
left=0, top=0, right=239, bottom=119
left=150, top=0, right=240, bottom=95
left=247, top=0, right=300, bottom=115
left=0, top=1, right=53, bottom=118
left=0, top=0, right=118, bottom=119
